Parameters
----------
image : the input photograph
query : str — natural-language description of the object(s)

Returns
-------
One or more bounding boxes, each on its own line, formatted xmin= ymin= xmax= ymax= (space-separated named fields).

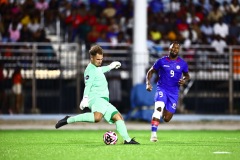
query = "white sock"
xmin=151 ymin=132 xmax=157 ymax=137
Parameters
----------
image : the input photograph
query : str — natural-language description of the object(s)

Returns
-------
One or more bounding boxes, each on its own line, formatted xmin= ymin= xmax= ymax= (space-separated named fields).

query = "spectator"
xmin=0 ymin=14 xmax=4 ymax=39
xmin=220 ymin=1 xmax=231 ymax=23
xmin=200 ymin=18 xmax=214 ymax=43
xmin=35 ymin=0 xmax=49 ymax=11
xmin=8 ymin=21 xmax=21 ymax=42
xmin=106 ymin=18 xmax=119 ymax=46
xmin=10 ymin=1 xmax=22 ymax=19
xmin=211 ymin=35 xmax=227 ymax=55
xmin=102 ymin=1 xmax=116 ymax=19
xmin=58 ymin=1 xmax=71 ymax=41
xmin=147 ymin=31 xmax=157 ymax=56
xmin=65 ymin=8 xmax=84 ymax=42
xmin=27 ymin=14 xmax=41 ymax=33
xmin=149 ymin=25 xmax=162 ymax=42
xmin=207 ymin=1 xmax=223 ymax=23
xmin=11 ymin=67 xmax=24 ymax=114
xmin=124 ymin=15 xmax=134 ymax=43
xmin=19 ymin=24 xmax=33 ymax=42
xmin=20 ymin=12 xmax=31 ymax=27
xmin=149 ymin=0 xmax=164 ymax=14
xmin=176 ymin=15 xmax=189 ymax=40
xmin=113 ymin=0 xmax=126 ymax=16
xmin=167 ymin=29 xmax=178 ymax=42
xmin=191 ymin=21 xmax=202 ymax=43
xmin=195 ymin=0 xmax=212 ymax=15
xmin=229 ymin=0 xmax=240 ymax=15
xmin=45 ymin=0 xmax=59 ymax=27
xmin=183 ymin=26 xmax=198 ymax=47
xmin=35 ymin=0 xmax=49 ymax=27
xmin=117 ymin=31 xmax=129 ymax=44
xmin=22 ymin=0 xmax=36 ymax=14
xmin=96 ymin=31 xmax=109 ymax=48
xmin=34 ymin=29 xmax=59 ymax=69
xmin=195 ymin=4 xmax=205 ymax=22
xmin=213 ymin=17 xmax=229 ymax=39
xmin=169 ymin=0 xmax=181 ymax=13
xmin=87 ymin=25 xmax=100 ymax=44
xmin=228 ymin=18 xmax=240 ymax=44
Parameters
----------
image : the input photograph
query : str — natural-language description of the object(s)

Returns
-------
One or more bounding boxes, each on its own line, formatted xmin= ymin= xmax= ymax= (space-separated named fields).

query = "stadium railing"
xmin=0 ymin=42 xmax=239 ymax=115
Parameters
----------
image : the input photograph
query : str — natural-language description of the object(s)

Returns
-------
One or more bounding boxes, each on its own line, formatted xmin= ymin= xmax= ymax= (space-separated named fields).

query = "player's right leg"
xmin=55 ymin=112 xmax=95 ymax=129
xmin=150 ymin=101 xmax=165 ymax=142
xmin=55 ymin=98 xmax=106 ymax=129
xmin=162 ymin=109 xmax=173 ymax=122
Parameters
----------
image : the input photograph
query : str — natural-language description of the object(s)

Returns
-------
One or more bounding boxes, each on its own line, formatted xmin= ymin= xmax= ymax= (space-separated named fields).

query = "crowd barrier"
xmin=0 ymin=42 xmax=239 ymax=115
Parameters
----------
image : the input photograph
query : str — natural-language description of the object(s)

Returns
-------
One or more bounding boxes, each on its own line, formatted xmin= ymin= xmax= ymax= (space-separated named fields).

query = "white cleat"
xmin=150 ymin=136 xmax=158 ymax=142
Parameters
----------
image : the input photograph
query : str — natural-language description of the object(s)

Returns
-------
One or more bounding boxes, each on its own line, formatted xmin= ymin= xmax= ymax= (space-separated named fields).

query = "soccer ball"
xmin=103 ymin=131 xmax=118 ymax=145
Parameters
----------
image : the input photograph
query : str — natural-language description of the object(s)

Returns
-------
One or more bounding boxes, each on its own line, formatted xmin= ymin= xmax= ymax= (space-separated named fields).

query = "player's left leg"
xmin=55 ymin=98 xmax=106 ymax=129
xmin=103 ymin=100 xmax=140 ymax=144
xmin=162 ymin=109 xmax=173 ymax=122
xmin=162 ymin=92 xmax=178 ymax=122
xmin=111 ymin=112 xmax=140 ymax=144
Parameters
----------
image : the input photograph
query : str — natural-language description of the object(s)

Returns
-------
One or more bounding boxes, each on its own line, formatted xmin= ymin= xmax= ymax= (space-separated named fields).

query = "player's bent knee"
xmin=163 ymin=117 xmax=170 ymax=122
xmin=94 ymin=112 xmax=103 ymax=123
xmin=94 ymin=118 xmax=102 ymax=123
xmin=152 ymin=101 xmax=165 ymax=118
xmin=155 ymin=101 xmax=165 ymax=109
xmin=163 ymin=114 xmax=173 ymax=122
xmin=112 ymin=113 xmax=123 ymax=122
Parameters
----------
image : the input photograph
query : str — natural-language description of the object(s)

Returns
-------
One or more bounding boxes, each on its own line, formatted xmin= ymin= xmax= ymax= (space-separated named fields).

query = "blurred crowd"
xmin=0 ymin=0 xmax=239 ymax=47
xmin=0 ymin=0 xmax=240 ymax=114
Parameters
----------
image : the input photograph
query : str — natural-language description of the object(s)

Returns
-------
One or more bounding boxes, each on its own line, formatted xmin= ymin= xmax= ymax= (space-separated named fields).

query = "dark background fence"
xmin=0 ymin=42 xmax=240 ymax=115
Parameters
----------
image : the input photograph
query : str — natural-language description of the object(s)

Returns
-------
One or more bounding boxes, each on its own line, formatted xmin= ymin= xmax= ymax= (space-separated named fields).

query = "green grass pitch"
xmin=0 ymin=130 xmax=239 ymax=160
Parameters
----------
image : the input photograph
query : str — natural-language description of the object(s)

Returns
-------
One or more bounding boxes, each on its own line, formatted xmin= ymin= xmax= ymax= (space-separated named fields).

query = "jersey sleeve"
xmin=100 ymin=66 xmax=111 ymax=73
xmin=83 ymin=69 xmax=96 ymax=96
xmin=153 ymin=59 xmax=161 ymax=71
xmin=182 ymin=61 xmax=189 ymax=73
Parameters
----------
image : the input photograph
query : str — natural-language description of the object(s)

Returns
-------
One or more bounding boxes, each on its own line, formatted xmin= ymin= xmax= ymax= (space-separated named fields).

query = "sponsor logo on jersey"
xmin=163 ymin=65 xmax=170 ymax=67
xmin=176 ymin=65 xmax=180 ymax=69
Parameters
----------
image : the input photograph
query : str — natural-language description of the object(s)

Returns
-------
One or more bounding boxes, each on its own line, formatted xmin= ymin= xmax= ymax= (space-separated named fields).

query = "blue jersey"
xmin=153 ymin=56 xmax=188 ymax=93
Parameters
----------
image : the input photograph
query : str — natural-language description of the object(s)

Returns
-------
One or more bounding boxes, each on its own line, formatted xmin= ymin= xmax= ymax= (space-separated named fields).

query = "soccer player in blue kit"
xmin=146 ymin=42 xmax=190 ymax=142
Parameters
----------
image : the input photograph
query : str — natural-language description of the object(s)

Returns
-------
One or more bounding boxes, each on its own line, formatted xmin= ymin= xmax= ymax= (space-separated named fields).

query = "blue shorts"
xmin=154 ymin=88 xmax=179 ymax=114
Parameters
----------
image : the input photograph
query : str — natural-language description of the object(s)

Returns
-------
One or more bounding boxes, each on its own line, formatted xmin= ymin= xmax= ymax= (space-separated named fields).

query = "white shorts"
xmin=12 ymin=84 xmax=22 ymax=94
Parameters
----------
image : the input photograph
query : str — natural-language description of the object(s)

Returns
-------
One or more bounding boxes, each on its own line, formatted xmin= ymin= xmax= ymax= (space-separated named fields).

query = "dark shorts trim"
xmin=111 ymin=111 xmax=118 ymax=119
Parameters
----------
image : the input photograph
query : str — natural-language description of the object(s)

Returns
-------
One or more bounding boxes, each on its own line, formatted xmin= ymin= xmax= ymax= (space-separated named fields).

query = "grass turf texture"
xmin=0 ymin=130 xmax=239 ymax=160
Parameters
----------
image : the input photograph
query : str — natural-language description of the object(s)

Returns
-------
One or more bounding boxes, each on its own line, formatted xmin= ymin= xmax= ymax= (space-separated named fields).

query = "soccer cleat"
xmin=124 ymin=138 xmax=140 ymax=144
xmin=55 ymin=116 xmax=70 ymax=129
xmin=150 ymin=136 xmax=158 ymax=142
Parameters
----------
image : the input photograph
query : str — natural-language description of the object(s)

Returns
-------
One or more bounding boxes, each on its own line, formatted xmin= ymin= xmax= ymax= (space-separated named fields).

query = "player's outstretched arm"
xmin=109 ymin=61 xmax=121 ymax=70
xmin=101 ymin=61 xmax=121 ymax=73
